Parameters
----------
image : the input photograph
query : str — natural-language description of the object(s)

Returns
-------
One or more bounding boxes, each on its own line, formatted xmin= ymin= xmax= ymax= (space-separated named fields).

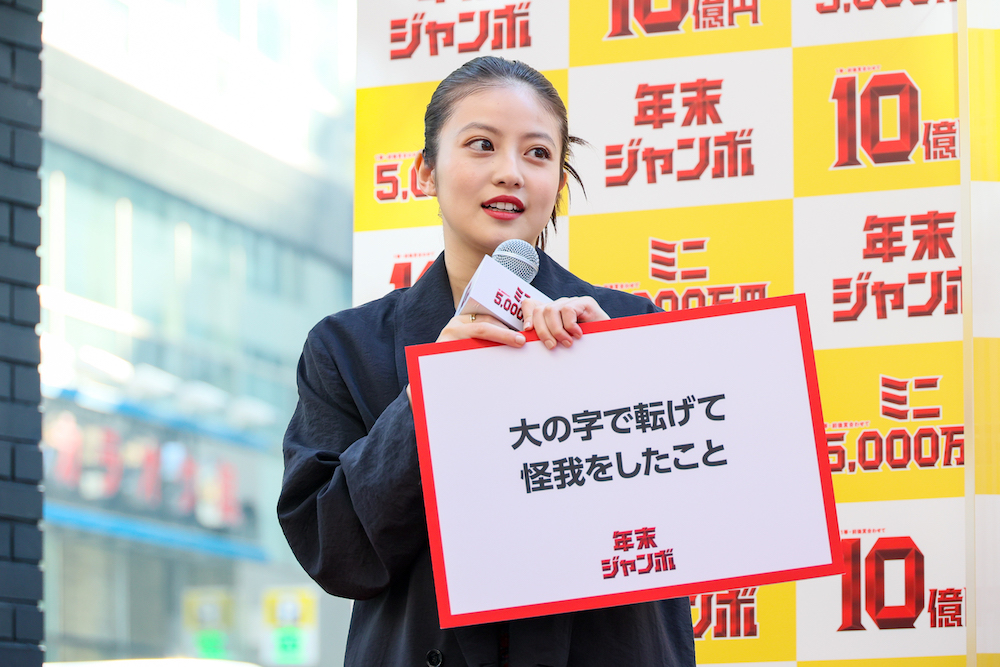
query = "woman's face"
xmin=420 ymin=84 xmax=565 ymax=260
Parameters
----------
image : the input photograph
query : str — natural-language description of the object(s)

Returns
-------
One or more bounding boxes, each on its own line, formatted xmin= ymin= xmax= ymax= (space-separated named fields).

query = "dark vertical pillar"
xmin=0 ymin=1 xmax=43 ymax=666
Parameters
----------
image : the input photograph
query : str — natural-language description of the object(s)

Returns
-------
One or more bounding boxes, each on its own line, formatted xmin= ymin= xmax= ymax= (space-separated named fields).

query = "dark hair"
xmin=422 ymin=56 xmax=585 ymax=248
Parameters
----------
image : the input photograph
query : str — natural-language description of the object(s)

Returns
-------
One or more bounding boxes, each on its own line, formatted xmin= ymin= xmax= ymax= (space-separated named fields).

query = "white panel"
xmin=792 ymin=0 xmax=958 ymax=48
xmin=969 ymin=0 xmax=1000 ymax=29
xmin=794 ymin=186 xmax=963 ymax=350
xmin=977 ymin=494 xmax=1000 ymax=653
xmin=568 ymin=48 xmax=793 ymax=215
xmin=352 ymin=226 xmax=445 ymax=307
xmin=357 ymin=0 xmax=568 ymax=88
xmin=797 ymin=497 xmax=967 ymax=660
xmin=544 ymin=216 xmax=570 ymax=271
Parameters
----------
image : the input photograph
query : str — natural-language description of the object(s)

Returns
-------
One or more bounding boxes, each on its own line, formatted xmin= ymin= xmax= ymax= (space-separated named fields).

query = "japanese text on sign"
xmin=513 ymin=395 xmax=729 ymax=494
xmin=607 ymin=0 xmax=760 ymax=39
xmin=600 ymin=527 xmax=676 ymax=579
xmin=389 ymin=252 xmax=436 ymax=290
xmin=374 ymin=152 xmax=428 ymax=204
xmin=832 ymin=210 xmax=961 ymax=322
xmin=826 ymin=373 xmax=963 ymax=475
xmin=634 ymin=237 xmax=770 ymax=311
xmin=390 ymin=3 xmax=532 ymax=60
xmin=606 ymin=79 xmax=756 ymax=187
xmin=691 ymin=588 xmax=759 ymax=639
xmin=520 ymin=439 xmax=728 ymax=494
xmin=816 ymin=0 xmax=955 ymax=14
xmin=879 ymin=374 xmax=941 ymax=421
xmin=929 ymin=588 xmax=964 ymax=628
xmin=838 ymin=536 xmax=963 ymax=631
xmin=649 ymin=237 xmax=709 ymax=282
xmin=830 ymin=71 xmax=959 ymax=169
xmin=509 ymin=394 xmax=726 ymax=448
xmin=494 ymin=285 xmax=534 ymax=323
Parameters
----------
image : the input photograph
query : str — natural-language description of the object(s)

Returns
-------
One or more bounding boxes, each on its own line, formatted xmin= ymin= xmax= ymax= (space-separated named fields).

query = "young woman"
xmin=278 ymin=56 xmax=696 ymax=667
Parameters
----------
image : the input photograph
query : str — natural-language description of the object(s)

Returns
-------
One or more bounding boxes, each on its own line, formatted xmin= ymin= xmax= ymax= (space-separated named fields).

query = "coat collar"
xmin=392 ymin=252 xmax=455 ymax=389
xmin=533 ymin=248 xmax=592 ymax=301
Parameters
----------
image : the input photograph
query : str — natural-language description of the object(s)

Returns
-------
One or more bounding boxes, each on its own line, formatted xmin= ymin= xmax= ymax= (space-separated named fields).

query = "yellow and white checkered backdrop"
xmin=353 ymin=1 xmax=1000 ymax=663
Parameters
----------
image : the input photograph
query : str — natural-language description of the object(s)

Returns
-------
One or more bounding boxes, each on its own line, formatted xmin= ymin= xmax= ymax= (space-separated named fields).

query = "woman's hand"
xmin=408 ymin=313 xmax=525 ymax=407
xmin=522 ymin=296 xmax=610 ymax=350
xmin=406 ymin=301 xmax=606 ymax=405
xmin=436 ymin=312 xmax=527 ymax=347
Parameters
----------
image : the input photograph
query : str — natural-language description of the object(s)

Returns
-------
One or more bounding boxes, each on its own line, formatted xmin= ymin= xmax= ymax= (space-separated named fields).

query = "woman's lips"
xmin=482 ymin=196 xmax=524 ymax=220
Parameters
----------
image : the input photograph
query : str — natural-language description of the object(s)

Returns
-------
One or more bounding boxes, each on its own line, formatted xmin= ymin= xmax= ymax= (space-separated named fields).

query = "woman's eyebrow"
xmin=523 ymin=131 xmax=556 ymax=144
xmin=458 ymin=122 xmax=502 ymax=135
xmin=457 ymin=122 xmax=556 ymax=145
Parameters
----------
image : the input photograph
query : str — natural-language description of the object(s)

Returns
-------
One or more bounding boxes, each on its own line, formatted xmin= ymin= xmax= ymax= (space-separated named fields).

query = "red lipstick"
xmin=482 ymin=196 xmax=525 ymax=220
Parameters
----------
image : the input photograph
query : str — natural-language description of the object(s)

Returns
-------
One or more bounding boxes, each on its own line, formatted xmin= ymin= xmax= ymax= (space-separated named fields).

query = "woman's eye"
xmin=530 ymin=147 xmax=551 ymax=159
xmin=470 ymin=139 xmax=493 ymax=151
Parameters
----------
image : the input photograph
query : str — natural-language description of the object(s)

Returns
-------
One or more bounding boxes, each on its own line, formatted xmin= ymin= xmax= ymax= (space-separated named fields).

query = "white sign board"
xmin=407 ymin=295 xmax=841 ymax=628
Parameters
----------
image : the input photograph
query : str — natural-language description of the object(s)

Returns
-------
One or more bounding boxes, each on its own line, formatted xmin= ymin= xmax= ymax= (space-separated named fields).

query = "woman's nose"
xmin=492 ymin=150 xmax=523 ymax=188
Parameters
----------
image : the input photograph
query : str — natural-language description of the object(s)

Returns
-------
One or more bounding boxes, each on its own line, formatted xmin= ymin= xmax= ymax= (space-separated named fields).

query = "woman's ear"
xmin=414 ymin=152 xmax=437 ymax=197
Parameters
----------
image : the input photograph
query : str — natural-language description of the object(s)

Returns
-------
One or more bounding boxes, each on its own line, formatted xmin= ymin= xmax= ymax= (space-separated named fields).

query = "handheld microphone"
xmin=455 ymin=239 xmax=552 ymax=331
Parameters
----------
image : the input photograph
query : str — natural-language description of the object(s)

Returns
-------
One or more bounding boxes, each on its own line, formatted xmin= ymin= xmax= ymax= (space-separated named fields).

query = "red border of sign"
xmin=405 ymin=293 xmax=842 ymax=629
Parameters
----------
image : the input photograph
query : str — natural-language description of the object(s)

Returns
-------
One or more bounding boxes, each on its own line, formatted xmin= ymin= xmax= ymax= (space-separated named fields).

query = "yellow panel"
xmin=975 ymin=337 xmax=1000 ymax=495
xmin=970 ymin=29 xmax=1000 ymax=182
xmin=569 ymin=0 xmax=791 ymax=67
xmin=690 ymin=583 xmax=796 ymax=664
xmin=354 ymin=71 xmax=570 ymax=233
xmin=793 ymin=35 xmax=960 ymax=198
xmin=569 ymin=199 xmax=793 ymax=306
xmin=816 ymin=343 xmax=965 ymax=503
xmin=798 ymin=658 xmax=966 ymax=667
xmin=355 ymin=81 xmax=439 ymax=233
xmin=979 ymin=655 xmax=1000 ymax=667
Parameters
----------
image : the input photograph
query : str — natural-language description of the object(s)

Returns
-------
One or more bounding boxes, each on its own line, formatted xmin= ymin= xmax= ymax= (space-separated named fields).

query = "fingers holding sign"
xmin=434 ymin=298 xmax=609 ymax=352
xmin=409 ymin=303 xmax=601 ymax=407
xmin=522 ymin=297 xmax=610 ymax=350
xmin=410 ymin=312 xmax=527 ymax=407
xmin=436 ymin=311 xmax=527 ymax=348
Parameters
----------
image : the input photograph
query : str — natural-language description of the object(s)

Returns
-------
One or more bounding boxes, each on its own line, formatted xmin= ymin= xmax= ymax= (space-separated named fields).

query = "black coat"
xmin=278 ymin=251 xmax=697 ymax=667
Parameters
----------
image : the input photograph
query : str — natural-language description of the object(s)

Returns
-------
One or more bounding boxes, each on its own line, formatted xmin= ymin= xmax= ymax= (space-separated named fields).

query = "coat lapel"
xmin=532 ymin=250 xmax=593 ymax=302
xmin=392 ymin=252 xmax=456 ymax=390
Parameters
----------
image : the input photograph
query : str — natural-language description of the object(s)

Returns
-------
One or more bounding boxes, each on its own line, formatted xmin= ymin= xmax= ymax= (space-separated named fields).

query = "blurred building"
xmin=37 ymin=0 xmax=356 ymax=663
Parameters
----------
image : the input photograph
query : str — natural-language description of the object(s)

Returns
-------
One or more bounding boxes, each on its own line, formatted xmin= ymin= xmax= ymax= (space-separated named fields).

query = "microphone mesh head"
xmin=492 ymin=239 xmax=540 ymax=283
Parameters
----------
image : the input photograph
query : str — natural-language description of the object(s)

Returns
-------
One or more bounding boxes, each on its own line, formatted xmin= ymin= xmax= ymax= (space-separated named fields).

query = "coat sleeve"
xmin=277 ymin=318 xmax=427 ymax=600
xmin=593 ymin=285 xmax=663 ymax=319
